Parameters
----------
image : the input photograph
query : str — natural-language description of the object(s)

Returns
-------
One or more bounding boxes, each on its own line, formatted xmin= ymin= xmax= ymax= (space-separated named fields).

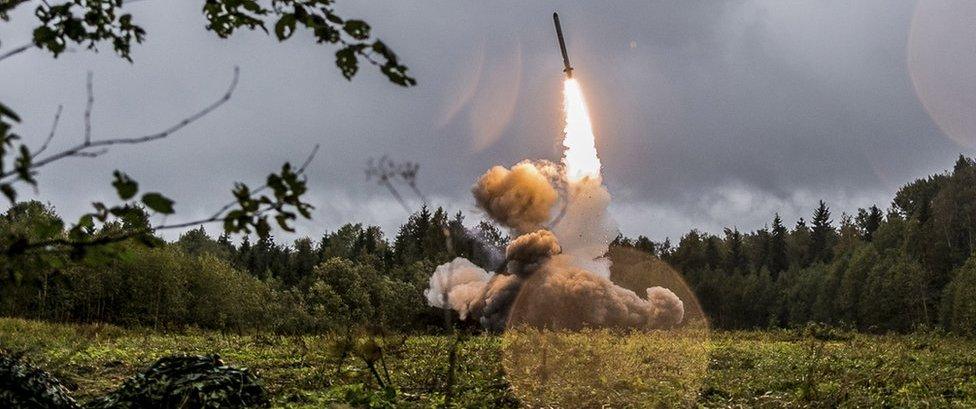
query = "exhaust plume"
xmin=426 ymin=78 xmax=684 ymax=331
xmin=561 ymin=78 xmax=601 ymax=182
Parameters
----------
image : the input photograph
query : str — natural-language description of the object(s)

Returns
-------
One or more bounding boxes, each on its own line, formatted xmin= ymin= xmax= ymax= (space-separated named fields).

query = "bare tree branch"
xmin=0 ymin=66 xmax=241 ymax=181
xmin=84 ymin=71 xmax=93 ymax=144
xmin=32 ymin=105 xmax=63 ymax=159
xmin=195 ymin=143 xmax=320 ymax=225
xmin=367 ymin=155 xmax=418 ymax=214
xmin=378 ymin=177 xmax=412 ymax=214
xmin=73 ymin=149 xmax=107 ymax=158
xmin=18 ymin=144 xmax=320 ymax=253
xmin=149 ymin=143 xmax=319 ymax=229
xmin=405 ymin=177 xmax=428 ymax=206
xmin=0 ymin=42 xmax=30 ymax=63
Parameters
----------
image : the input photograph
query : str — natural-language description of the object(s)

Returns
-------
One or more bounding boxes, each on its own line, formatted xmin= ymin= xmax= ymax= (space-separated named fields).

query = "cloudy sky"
xmin=2 ymin=0 xmax=974 ymax=242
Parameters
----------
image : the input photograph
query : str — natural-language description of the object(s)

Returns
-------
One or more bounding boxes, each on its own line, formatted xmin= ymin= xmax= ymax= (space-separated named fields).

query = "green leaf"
xmin=0 ymin=183 xmax=15 ymax=203
xmin=142 ymin=192 xmax=174 ymax=214
xmin=274 ymin=14 xmax=296 ymax=40
xmin=335 ymin=46 xmax=358 ymax=80
xmin=0 ymin=102 xmax=20 ymax=122
xmin=275 ymin=214 xmax=294 ymax=232
xmin=112 ymin=170 xmax=139 ymax=200
xmin=324 ymin=11 xmax=343 ymax=25
xmin=77 ymin=214 xmax=95 ymax=230
xmin=342 ymin=20 xmax=370 ymax=40
xmin=256 ymin=217 xmax=270 ymax=239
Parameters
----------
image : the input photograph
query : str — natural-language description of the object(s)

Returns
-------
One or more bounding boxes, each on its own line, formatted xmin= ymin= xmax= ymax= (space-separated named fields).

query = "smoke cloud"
xmin=424 ymin=257 xmax=491 ymax=319
xmin=472 ymin=161 xmax=559 ymax=235
xmin=425 ymin=160 xmax=685 ymax=331
xmin=509 ymin=262 xmax=685 ymax=330
xmin=505 ymin=229 xmax=560 ymax=276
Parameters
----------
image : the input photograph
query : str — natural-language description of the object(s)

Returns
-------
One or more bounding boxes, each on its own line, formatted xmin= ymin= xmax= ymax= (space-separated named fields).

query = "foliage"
xmin=0 ymin=0 xmax=414 ymax=285
xmin=608 ymin=155 xmax=976 ymax=333
xmin=5 ymin=0 xmax=414 ymax=85
xmin=6 ymin=153 xmax=976 ymax=335
xmin=86 ymin=354 xmax=269 ymax=409
xmin=0 ymin=201 xmax=504 ymax=333
xmin=941 ymin=252 xmax=976 ymax=336
xmin=0 ymin=350 xmax=78 ymax=409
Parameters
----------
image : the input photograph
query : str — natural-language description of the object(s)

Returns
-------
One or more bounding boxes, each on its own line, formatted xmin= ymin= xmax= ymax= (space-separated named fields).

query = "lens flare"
xmin=561 ymin=78 xmax=602 ymax=182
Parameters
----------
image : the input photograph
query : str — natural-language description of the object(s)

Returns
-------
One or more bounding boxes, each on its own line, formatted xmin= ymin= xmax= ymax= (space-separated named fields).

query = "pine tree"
xmin=704 ymin=235 xmax=723 ymax=270
xmin=791 ymin=218 xmax=812 ymax=268
xmin=751 ymin=227 xmax=772 ymax=273
xmin=856 ymin=205 xmax=884 ymax=241
xmin=769 ymin=213 xmax=789 ymax=278
xmin=472 ymin=220 xmax=506 ymax=269
xmin=724 ymin=228 xmax=747 ymax=274
xmin=288 ymin=237 xmax=318 ymax=286
xmin=236 ymin=236 xmax=252 ymax=273
xmin=216 ymin=233 xmax=236 ymax=257
xmin=672 ymin=230 xmax=707 ymax=274
xmin=809 ymin=200 xmax=835 ymax=264
xmin=658 ymin=238 xmax=673 ymax=259
xmin=634 ymin=235 xmax=656 ymax=255
xmin=447 ymin=211 xmax=469 ymax=257
xmin=316 ymin=233 xmax=331 ymax=262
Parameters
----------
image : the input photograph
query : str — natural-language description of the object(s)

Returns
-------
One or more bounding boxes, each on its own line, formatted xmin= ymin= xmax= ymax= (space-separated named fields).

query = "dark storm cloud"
xmin=0 ymin=0 xmax=969 ymax=241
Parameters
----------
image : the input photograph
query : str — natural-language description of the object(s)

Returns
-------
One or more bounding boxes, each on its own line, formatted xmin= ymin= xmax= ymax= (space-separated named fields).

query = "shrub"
xmin=941 ymin=253 xmax=976 ymax=336
xmin=86 ymin=354 xmax=269 ymax=409
xmin=0 ymin=350 xmax=78 ymax=409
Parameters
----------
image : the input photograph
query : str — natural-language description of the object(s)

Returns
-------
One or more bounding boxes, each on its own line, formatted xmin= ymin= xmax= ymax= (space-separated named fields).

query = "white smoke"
xmin=424 ymin=257 xmax=491 ymax=319
xmin=550 ymin=177 xmax=617 ymax=278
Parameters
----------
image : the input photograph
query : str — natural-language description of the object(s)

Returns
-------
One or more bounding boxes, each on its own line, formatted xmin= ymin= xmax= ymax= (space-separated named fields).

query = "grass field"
xmin=1 ymin=318 xmax=975 ymax=407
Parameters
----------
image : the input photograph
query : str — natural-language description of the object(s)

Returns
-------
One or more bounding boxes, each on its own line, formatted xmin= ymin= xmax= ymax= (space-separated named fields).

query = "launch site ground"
xmin=4 ymin=317 xmax=974 ymax=408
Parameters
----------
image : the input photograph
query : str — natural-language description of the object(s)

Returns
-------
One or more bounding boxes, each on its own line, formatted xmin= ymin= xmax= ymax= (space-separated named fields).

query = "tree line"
xmin=613 ymin=155 xmax=976 ymax=334
xmin=2 ymin=155 xmax=975 ymax=335
xmin=0 ymin=203 xmax=505 ymax=333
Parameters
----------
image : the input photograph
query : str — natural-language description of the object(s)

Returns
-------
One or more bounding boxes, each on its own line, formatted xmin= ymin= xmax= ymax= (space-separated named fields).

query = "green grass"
xmin=1 ymin=318 xmax=975 ymax=407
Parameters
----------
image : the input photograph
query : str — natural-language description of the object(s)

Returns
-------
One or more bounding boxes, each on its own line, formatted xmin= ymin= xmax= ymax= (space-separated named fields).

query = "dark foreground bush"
xmin=0 ymin=350 xmax=79 ymax=409
xmin=1 ymin=350 xmax=268 ymax=409
xmin=86 ymin=354 xmax=269 ymax=409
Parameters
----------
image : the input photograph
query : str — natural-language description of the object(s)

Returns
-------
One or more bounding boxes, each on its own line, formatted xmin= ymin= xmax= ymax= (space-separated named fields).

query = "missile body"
xmin=553 ymin=12 xmax=574 ymax=78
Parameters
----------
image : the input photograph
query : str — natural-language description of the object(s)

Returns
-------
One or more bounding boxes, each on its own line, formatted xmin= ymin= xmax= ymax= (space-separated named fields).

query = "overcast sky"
xmin=2 ymin=0 xmax=974 ymax=243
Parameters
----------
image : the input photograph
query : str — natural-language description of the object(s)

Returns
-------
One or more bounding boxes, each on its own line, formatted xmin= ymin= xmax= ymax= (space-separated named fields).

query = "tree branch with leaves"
xmin=0 ymin=0 xmax=414 ymax=262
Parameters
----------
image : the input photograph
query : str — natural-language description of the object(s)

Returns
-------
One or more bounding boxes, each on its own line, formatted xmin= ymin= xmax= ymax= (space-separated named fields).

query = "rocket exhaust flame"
xmin=553 ymin=13 xmax=600 ymax=181
xmin=561 ymin=78 xmax=601 ymax=182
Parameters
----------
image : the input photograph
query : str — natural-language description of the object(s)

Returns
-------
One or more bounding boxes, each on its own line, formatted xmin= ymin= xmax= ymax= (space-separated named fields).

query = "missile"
xmin=552 ymin=12 xmax=573 ymax=78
